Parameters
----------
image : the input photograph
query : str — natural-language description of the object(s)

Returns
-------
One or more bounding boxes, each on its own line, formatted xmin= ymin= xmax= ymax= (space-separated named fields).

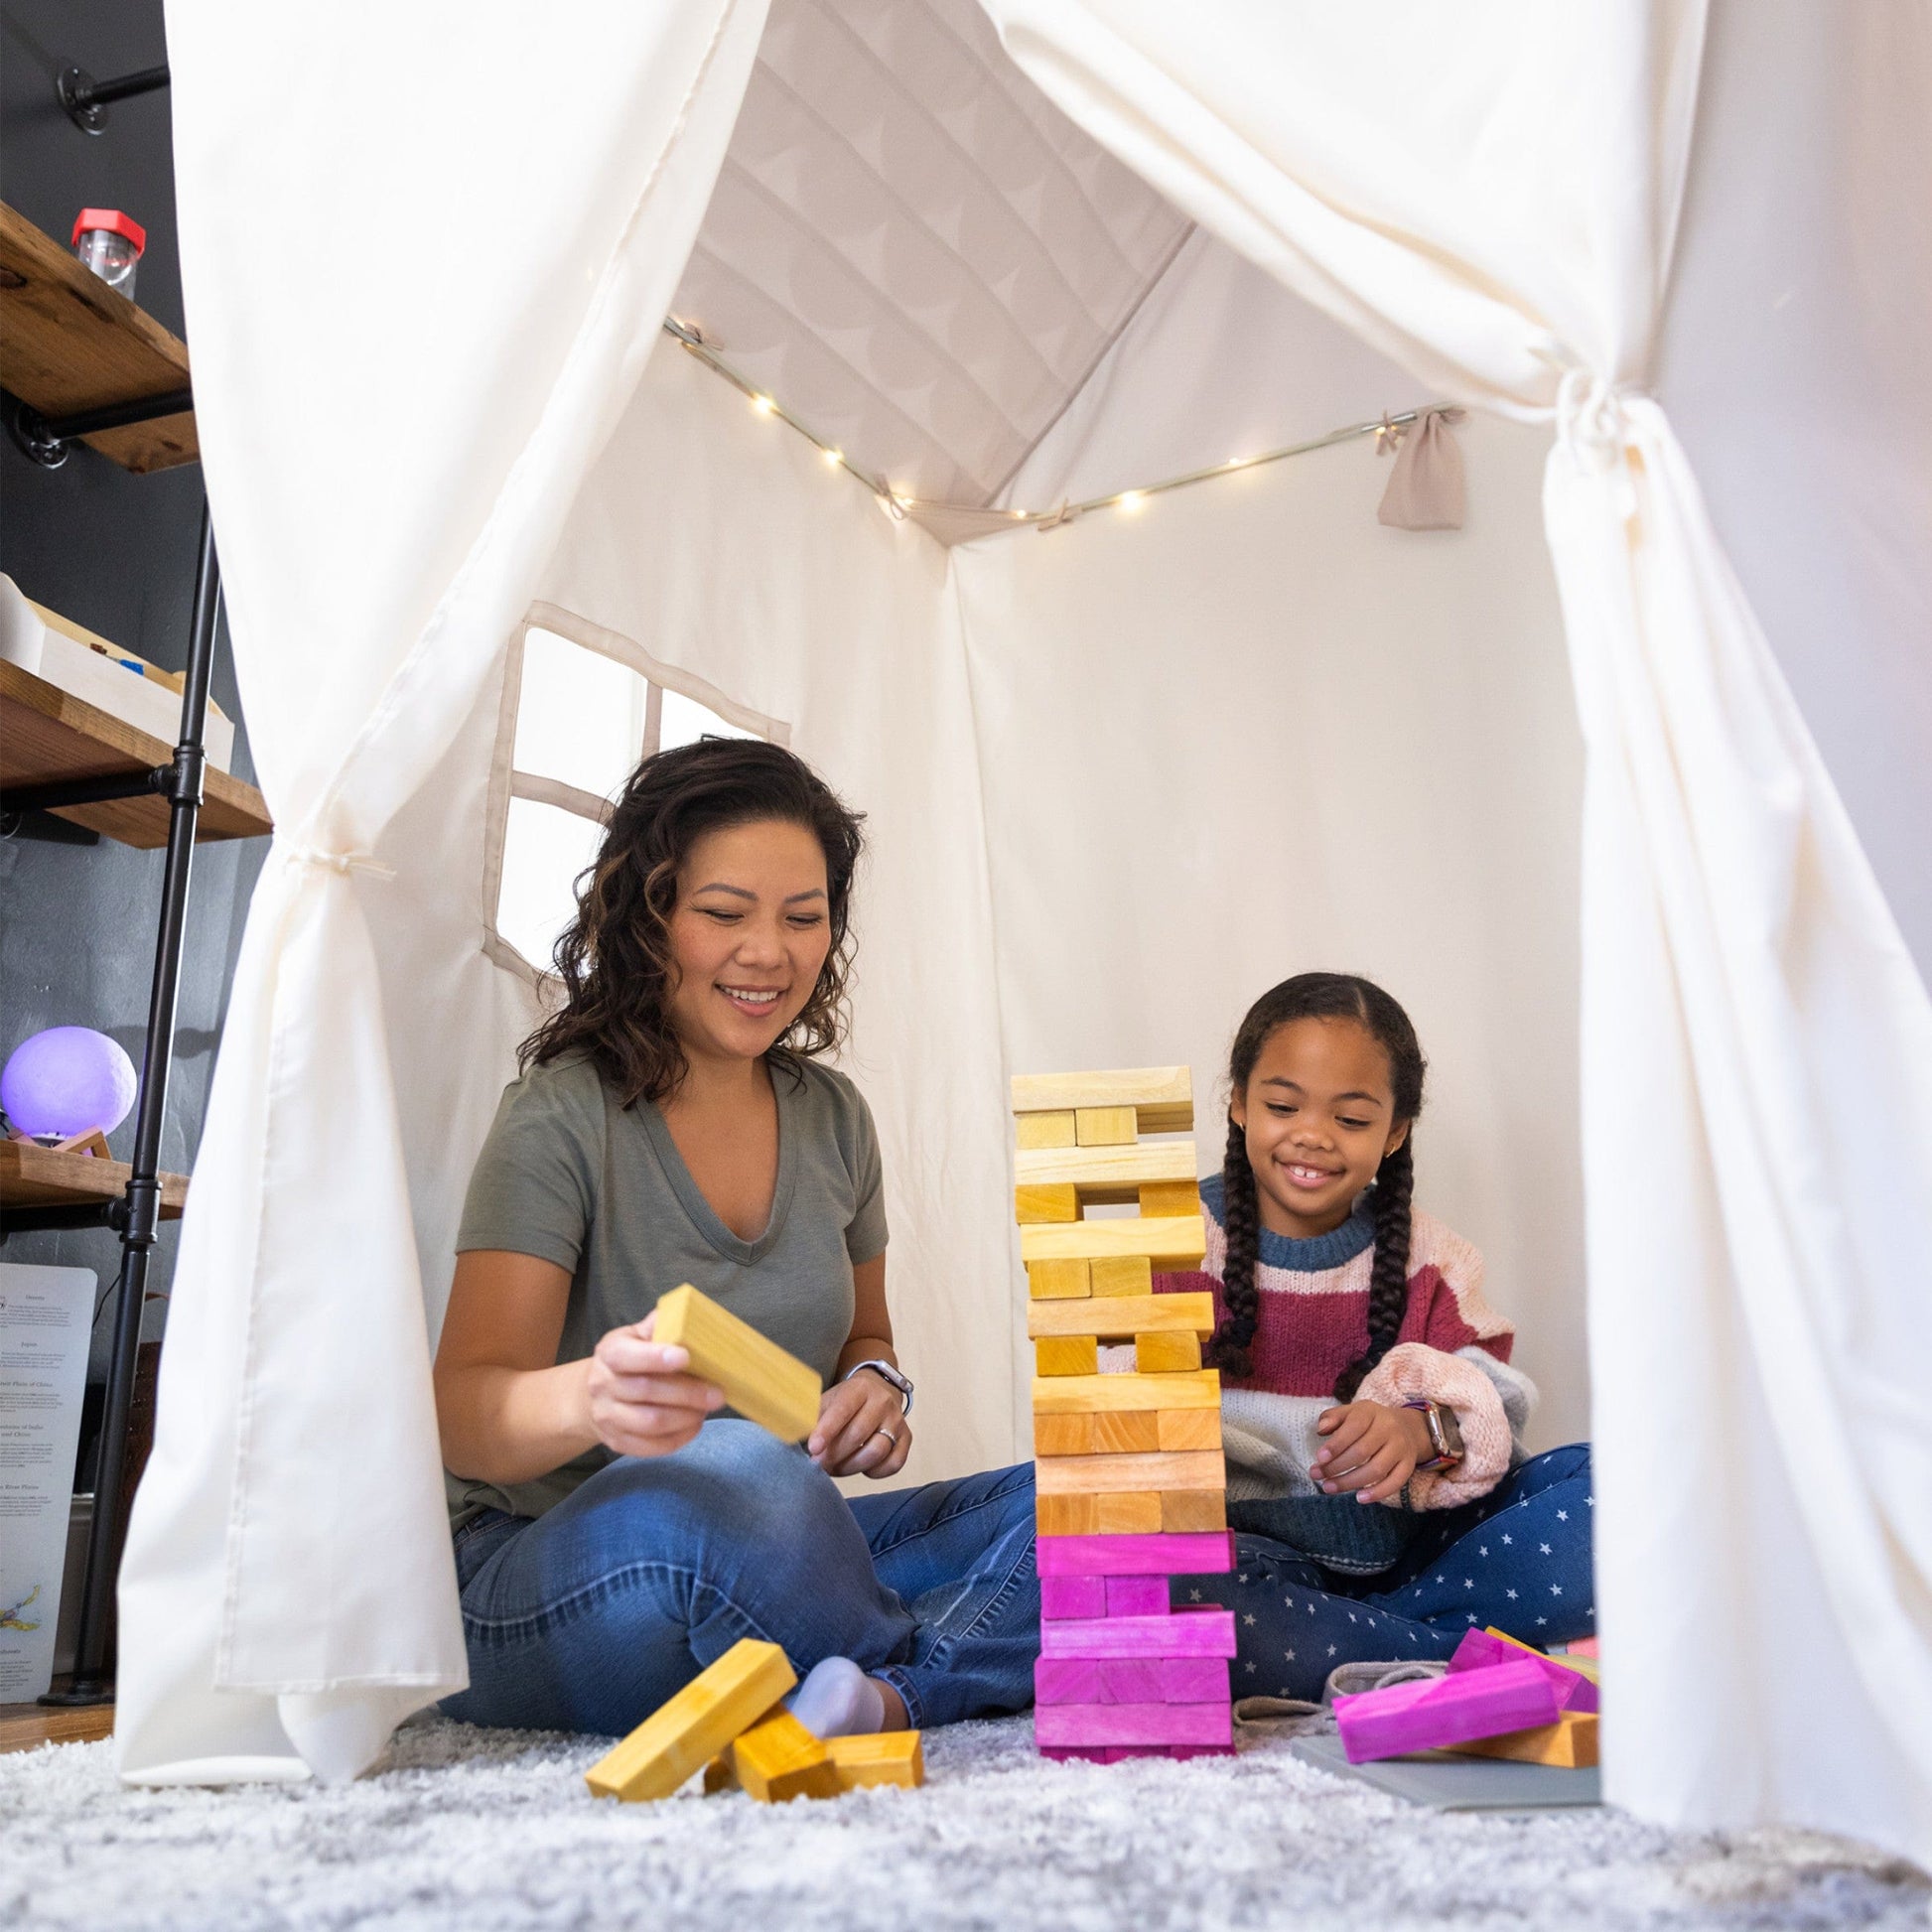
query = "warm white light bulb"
xmin=1116 ymin=490 xmax=1146 ymax=512
xmin=823 ymin=448 xmax=843 ymax=467
xmin=752 ymin=394 xmax=775 ymax=415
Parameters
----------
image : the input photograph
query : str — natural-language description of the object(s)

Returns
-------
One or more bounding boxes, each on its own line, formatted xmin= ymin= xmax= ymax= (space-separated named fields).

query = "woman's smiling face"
xmin=1232 ymin=1016 xmax=1409 ymax=1239
xmin=664 ymin=818 xmax=832 ymax=1067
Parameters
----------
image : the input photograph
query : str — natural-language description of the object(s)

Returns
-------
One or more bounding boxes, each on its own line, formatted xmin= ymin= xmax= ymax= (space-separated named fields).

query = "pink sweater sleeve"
xmin=1356 ymin=1343 xmax=1512 ymax=1508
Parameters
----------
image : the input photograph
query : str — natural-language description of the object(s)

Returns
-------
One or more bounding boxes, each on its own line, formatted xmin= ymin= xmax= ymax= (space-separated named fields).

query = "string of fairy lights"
xmin=662 ymin=317 xmax=1435 ymax=534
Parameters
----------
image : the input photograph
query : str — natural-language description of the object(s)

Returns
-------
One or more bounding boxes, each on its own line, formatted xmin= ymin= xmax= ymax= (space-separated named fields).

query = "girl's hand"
xmin=1311 ymin=1400 xmax=1434 ymax=1505
xmin=809 ymin=1371 xmax=911 ymax=1480
xmin=585 ymin=1311 xmax=724 ymax=1459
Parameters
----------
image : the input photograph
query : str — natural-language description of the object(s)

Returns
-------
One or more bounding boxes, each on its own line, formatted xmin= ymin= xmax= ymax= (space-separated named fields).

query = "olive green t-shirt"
xmin=448 ymin=1053 xmax=888 ymax=1525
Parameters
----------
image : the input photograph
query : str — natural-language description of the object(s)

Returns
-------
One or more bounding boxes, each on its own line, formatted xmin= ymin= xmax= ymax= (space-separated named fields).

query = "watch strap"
xmin=845 ymin=1358 xmax=913 ymax=1417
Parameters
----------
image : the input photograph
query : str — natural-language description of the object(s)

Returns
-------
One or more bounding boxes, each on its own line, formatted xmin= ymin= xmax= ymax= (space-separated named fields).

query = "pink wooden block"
xmin=1565 ymin=1636 xmax=1599 ymax=1659
xmin=1040 ymin=1575 xmax=1107 ymax=1620
xmin=1035 ymin=1701 xmax=1235 ymax=1749
xmin=1104 ymin=1577 xmax=1171 ymax=1617
xmin=1036 ymin=1656 xmax=1232 ymax=1706
xmin=1039 ymin=1608 xmax=1237 ymax=1660
xmin=1448 ymin=1629 xmax=1598 ymax=1713
xmin=1334 ymin=1659 xmax=1563 ymax=1762
xmin=1035 ymin=1658 xmax=1104 ymax=1705
xmin=1035 ymin=1532 xmax=1235 ymax=1579
xmin=1040 ymin=1742 xmax=1236 ymax=1764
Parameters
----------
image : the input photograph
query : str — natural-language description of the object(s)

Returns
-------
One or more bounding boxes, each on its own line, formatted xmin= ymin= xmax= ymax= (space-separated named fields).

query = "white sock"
xmin=788 ymin=1657 xmax=887 ymax=1739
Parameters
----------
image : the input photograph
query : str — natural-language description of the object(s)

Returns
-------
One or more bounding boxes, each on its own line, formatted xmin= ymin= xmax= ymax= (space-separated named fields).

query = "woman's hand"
xmin=585 ymin=1311 xmax=724 ymax=1459
xmin=1311 ymin=1400 xmax=1434 ymax=1505
xmin=809 ymin=1369 xmax=911 ymax=1479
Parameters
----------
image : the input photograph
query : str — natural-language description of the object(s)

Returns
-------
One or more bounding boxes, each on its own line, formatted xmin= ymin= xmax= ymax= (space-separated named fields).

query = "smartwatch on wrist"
xmin=1403 ymin=1398 xmax=1463 ymax=1470
xmin=845 ymin=1358 xmax=913 ymax=1417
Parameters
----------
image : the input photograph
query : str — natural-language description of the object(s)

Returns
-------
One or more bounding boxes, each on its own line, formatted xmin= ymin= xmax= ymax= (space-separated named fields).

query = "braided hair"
xmin=1203 ymin=974 xmax=1426 ymax=1398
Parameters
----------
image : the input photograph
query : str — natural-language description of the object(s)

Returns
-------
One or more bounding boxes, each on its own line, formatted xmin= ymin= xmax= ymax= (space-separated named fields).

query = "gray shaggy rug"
xmin=1 ymin=1713 xmax=1924 ymax=1932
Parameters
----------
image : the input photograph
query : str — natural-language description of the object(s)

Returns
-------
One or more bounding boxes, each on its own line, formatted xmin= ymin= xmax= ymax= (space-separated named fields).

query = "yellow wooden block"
xmin=1028 ymin=1293 xmax=1214 ymax=1342
xmin=1161 ymin=1490 xmax=1228 ymax=1533
xmin=1136 ymin=1330 xmax=1202 ymax=1373
xmin=1095 ymin=1490 xmax=1164 ymax=1534
xmin=703 ymin=1752 xmax=736 ymax=1794
xmin=1139 ymin=1180 xmax=1201 ymax=1219
xmin=732 ymin=1709 xmax=839 ymax=1803
xmin=1091 ymin=1409 xmax=1162 ymax=1454
xmin=1028 ymin=1258 xmax=1091 ymax=1301
xmin=1032 ymin=1370 xmax=1221 ymax=1415
xmin=1011 ymin=1066 xmax=1193 ymax=1134
xmin=1020 ymin=1216 xmax=1207 ymax=1268
xmin=1157 ymin=1407 xmax=1223 ymax=1451
xmin=1449 ymin=1712 xmax=1598 ymax=1769
xmin=1016 ymin=1183 xmax=1080 ymax=1224
xmin=1090 ymin=1254 xmax=1153 ymax=1299
xmin=1035 ymin=1411 xmax=1096 ymax=1457
xmin=1014 ymin=1140 xmax=1198 ymax=1205
xmin=1035 ymin=1335 xmax=1099 ymax=1376
xmin=586 ymin=1637 xmax=795 ymax=1802
xmin=827 ymin=1730 xmax=925 ymax=1790
xmin=1035 ymin=1449 xmax=1225 ymax=1495
xmin=1015 ymin=1111 xmax=1077 ymax=1150
xmin=1484 ymin=1627 xmax=1600 ymax=1684
xmin=1074 ymin=1105 xmax=1138 ymax=1147
xmin=652 ymin=1285 xmax=821 ymax=1444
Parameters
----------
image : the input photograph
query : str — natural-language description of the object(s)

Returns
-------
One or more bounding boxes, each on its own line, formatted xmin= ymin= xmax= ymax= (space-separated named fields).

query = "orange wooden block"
xmin=827 ymin=1730 xmax=925 ymax=1789
xmin=1157 ymin=1408 xmax=1223 ymax=1451
xmin=703 ymin=1752 xmax=736 ymax=1793
xmin=1017 ymin=1183 xmax=1080 ymax=1224
xmin=1035 ymin=1412 xmax=1096 ymax=1456
xmin=731 ymin=1710 xmax=839 ymax=1803
xmin=1449 ymin=1712 xmax=1598 ymax=1768
xmin=1037 ymin=1492 xmax=1099 ymax=1536
xmin=1090 ymin=1254 xmax=1153 ymax=1299
xmin=1028 ymin=1258 xmax=1091 ymax=1301
xmin=1139 ymin=1180 xmax=1201 ymax=1218
xmin=1035 ymin=1335 xmax=1098 ymax=1377
xmin=1136 ymin=1330 xmax=1202 ymax=1373
xmin=1092 ymin=1410 xmax=1161 ymax=1454
xmin=1161 ymin=1490 xmax=1228 ymax=1533
xmin=1038 ymin=1491 xmax=1164 ymax=1536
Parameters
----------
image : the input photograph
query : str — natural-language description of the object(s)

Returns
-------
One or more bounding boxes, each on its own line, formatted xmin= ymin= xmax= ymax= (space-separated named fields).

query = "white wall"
xmin=956 ymin=410 xmax=1590 ymax=1449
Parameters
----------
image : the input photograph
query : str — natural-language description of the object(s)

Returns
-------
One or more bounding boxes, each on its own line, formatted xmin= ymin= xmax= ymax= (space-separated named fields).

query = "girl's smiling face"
xmin=1231 ymin=1016 xmax=1411 ymax=1239
xmin=664 ymin=818 xmax=832 ymax=1067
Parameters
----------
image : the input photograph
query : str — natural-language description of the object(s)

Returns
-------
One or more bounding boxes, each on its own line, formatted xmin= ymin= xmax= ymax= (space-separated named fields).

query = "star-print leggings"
xmin=1184 ymin=1444 xmax=1594 ymax=1703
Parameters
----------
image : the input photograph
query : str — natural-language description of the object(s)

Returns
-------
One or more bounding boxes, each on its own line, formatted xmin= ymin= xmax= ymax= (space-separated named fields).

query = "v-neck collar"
xmin=636 ymin=1064 xmax=798 ymax=1266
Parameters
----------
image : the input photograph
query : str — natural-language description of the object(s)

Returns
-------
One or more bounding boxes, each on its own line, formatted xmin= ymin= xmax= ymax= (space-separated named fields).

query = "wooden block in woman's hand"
xmin=652 ymin=1284 xmax=821 ymax=1442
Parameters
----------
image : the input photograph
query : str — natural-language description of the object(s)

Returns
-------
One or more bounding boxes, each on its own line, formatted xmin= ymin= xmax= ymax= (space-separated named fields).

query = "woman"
xmin=435 ymin=738 xmax=1035 ymax=1739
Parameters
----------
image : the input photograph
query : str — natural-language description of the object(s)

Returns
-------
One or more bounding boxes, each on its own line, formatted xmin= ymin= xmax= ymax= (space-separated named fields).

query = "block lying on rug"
xmin=1448 ymin=1628 xmax=1599 ymax=1713
xmin=705 ymin=1728 xmax=927 ymax=1795
xmin=586 ymin=1638 xmax=794 ymax=1801
xmin=1333 ymin=1659 xmax=1563 ymax=1762
xmin=731 ymin=1711 xmax=839 ymax=1803
xmin=1447 ymin=1711 xmax=1599 ymax=1768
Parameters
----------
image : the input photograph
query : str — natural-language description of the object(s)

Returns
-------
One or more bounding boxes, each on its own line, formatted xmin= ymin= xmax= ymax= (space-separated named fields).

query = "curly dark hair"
xmin=1204 ymin=973 xmax=1427 ymax=1400
xmin=519 ymin=738 xmax=865 ymax=1106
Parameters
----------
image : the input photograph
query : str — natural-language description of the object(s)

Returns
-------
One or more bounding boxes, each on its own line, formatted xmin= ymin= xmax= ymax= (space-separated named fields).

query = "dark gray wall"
xmin=2 ymin=0 xmax=264 ymax=1391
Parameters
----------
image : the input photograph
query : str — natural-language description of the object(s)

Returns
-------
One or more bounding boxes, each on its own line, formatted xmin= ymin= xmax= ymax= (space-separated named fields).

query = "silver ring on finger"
xmin=873 ymin=1427 xmax=897 ymax=1447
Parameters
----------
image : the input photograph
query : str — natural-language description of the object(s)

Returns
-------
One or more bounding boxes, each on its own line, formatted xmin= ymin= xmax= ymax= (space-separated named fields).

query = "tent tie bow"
xmin=283 ymin=844 xmax=396 ymax=882
xmin=1556 ymin=366 xmax=1641 ymax=468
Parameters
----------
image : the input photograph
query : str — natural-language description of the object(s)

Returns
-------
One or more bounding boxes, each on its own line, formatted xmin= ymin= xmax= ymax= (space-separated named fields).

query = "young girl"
xmin=434 ymin=739 xmax=1036 ymax=1739
xmin=1162 ymin=973 xmax=1593 ymax=1700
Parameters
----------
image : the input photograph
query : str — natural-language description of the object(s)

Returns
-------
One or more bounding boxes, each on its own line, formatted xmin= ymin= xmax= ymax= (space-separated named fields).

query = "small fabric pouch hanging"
xmin=1377 ymin=406 xmax=1467 ymax=530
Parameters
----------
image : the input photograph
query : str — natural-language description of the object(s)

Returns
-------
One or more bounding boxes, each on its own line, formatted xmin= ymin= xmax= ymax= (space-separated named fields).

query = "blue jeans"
xmin=440 ymin=1421 xmax=1039 ymax=1734
xmin=1184 ymin=1444 xmax=1596 ymax=1702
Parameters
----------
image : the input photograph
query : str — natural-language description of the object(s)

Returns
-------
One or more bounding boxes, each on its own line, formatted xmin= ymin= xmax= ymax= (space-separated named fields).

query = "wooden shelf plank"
xmin=0 ymin=1698 xmax=115 ymax=1755
xmin=0 ymin=1141 xmax=187 ymax=1219
xmin=0 ymin=662 xmax=271 ymax=846
xmin=0 ymin=202 xmax=197 ymax=474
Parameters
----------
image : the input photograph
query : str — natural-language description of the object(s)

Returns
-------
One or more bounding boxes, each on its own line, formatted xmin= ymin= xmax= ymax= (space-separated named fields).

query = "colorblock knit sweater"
xmin=1154 ymin=1173 xmax=1537 ymax=1509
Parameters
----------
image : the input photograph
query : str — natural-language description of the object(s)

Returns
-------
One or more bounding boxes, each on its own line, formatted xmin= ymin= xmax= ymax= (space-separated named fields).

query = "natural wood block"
xmin=652 ymin=1285 xmax=821 ymax=1444
xmin=586 ymin=1638 xmax=794 ymax=1801
xmin=1091 ymin=1410 xmax=1161 ymax=1455
xmin=1035 ymin=1449 xmax=1223 ymax=1496
xmin=1136 ymin=1330 xmax=1202 ymax=1374
xmin=1014 ymin=1139 xmax=1198 ymax=1206
xmin=1035 ymin=1701 xmax=1234 ymax=1749
xmin=1038 ymin=1609 xmax=1239 ymax=1660
xmin=1015 ymin=1110 xmax=1077 ymax=1150
xmin=1021 ymin=1216 xmax=1207 ymax=1268
xmin=1089 ymin=1254 xmax=1154 ymax=1299
xmin=1139 ymin=1180 xmax=1201 ymax=1218
xmin=1034 ymin=1412 xmax=1096 ymax=1457
xmin=1011 ymin=1066 xmax=1194 ymax=1134
xmin=1161 ymin=1490 xmax=1228 ymax=1533
xmin=1094 ymin=1491 xmax=1164 ymax=1534
xmin=827 ymin=1730 xmax=925 ymax=1789
xmin=1035 ymin=1531 xmax=1235 ymax=1578
xmin=1016 ymin=1182 xmax=1080 ymax=1224
xmin=702 ymin=1751 xmax=736 ymax=1794
xmin=1028 ymin=1258 xmax=1091 ymax=1301
xmin=731 ymin=1709 xmax=839 ymax=1803
xmin=1037 ymin=1492 xmax=1100 ymax=1536
xmin=1157 ymin=1408 xmax=1223 ymax=1451
xmin=1040 ymin=1575 xmax=1107 ymax=1620
xmin=1032 ymin=1370 xmax=1221 ymax=1415
xmin=1104 ymin=1577 xmax=1170 ymax=1617
xmin=1448 ymin=1711 xmax=1598 ymax=1769
xmin=1074 ymin=1105 xmax=1138 ymax=1146
xmin=1028 ymin=1293 xmax=1214 ymax=1342
xmin=1035 ymin=1335 xmax=1098 ymax=1377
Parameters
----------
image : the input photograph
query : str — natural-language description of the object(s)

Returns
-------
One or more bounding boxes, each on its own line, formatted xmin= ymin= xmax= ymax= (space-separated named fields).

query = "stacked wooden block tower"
xmin=1012 ymin=1065 xmax=1239 ymax=1761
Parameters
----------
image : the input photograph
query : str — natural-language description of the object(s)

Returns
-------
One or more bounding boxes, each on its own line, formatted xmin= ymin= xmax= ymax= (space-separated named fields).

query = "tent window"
xmin=484 ymin=612 xmax=788 ymax=985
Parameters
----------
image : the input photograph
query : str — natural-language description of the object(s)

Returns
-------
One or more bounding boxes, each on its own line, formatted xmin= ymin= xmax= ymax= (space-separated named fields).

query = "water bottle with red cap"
xmin=71 ymin=207 xmax=146 ymax=299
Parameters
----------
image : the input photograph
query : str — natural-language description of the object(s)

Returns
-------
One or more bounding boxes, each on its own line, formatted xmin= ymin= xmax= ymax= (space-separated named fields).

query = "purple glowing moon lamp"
xmin=1 ymin=1028 xmax=139 ymax=1140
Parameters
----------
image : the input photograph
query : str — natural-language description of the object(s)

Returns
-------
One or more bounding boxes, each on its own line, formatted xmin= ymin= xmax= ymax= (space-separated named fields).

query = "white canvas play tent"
xmin=118 ymin=0 xmax=1931 ymax=1867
